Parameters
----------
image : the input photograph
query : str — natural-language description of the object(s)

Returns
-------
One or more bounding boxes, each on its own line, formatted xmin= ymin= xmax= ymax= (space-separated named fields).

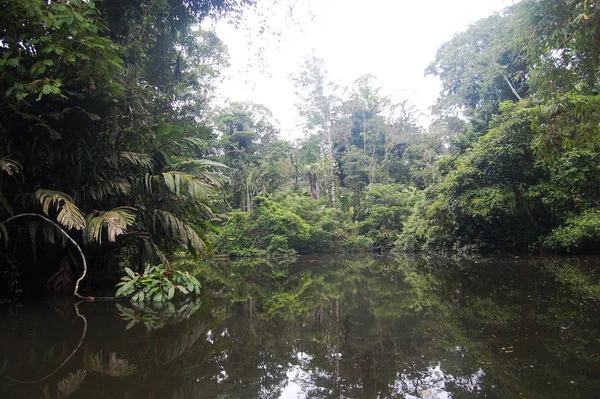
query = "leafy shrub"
xmin=542 ymin=208 xmax=600 ymax=252
xmin=254 ymin=196 xmax=310 ymax=250
xmin=116 ymin=264 xmax=201 ymax=302
xmin=342 ymin=234 xmax=374 ymax=251
xmin=214 ymin=212 xmax=264 ymax=256
xmin=267 ymin=234 xmax=292 ymax=253
xmin=357 ymin=184 xmax=424 ymax=249
xmin=212 ymin=192 xmax=377 ymax=255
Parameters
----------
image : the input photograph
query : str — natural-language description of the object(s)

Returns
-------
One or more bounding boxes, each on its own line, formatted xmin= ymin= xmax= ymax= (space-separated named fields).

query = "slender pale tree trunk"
xmin=363 ymin=108 xmax=367 ymax=155
xmin=326 ymin=123 xmax=335 ymax=203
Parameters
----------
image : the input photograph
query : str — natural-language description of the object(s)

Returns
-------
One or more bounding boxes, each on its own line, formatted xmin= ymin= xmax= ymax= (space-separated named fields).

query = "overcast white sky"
xmin=210 ymin=0 xmax=516 ymax=140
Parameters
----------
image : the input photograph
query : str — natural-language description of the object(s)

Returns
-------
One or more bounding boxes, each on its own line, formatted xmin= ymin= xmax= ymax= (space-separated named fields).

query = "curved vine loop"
xmin=0 ymin=300 xmax=88 ymax=384
xmin=3 ymin=213 xmax=88 ymax=299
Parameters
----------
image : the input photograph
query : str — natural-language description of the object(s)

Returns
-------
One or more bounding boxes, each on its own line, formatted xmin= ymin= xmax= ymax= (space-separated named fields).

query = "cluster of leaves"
xmin=356 ymin=184 xmax=423 ymax=249
xmin=213 ymin=193 xmax=372 ymax=255
xmin=116 ymin=264 xmax=201 ymax=303
xmin=542 ymin=209 xmax=600 ymax=252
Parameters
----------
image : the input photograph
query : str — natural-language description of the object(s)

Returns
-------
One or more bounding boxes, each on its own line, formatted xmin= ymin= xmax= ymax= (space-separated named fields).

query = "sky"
xmin=209 ymin=0 xmax=516 ymax=140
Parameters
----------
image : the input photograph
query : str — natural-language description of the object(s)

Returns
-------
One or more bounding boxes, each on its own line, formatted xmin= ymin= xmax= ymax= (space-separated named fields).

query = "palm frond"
xmin=173 ymin=159 xmax=230 ymax=188
xmin=188 ymin=199 xmax=215 ymax=220
xmin=0 ymin=157 xmax=22 ymax=177
xmin=161 ymin=171 xmax=217 ymax=200
xmin=200 ymin=170 xmax=230 ymax=187
xmin=172 ymin=159 xmax=230 ymax=186
xmin=120 ymin=151 xmax=152 ymax=169
xmin=12 ymin=109 xmax=61 ymax=138
xmin=154 ymin=121 xmax=210 ymax=151
xmin=143 ymin=237 xmax=169 ymax=265
xmin=135 ymin=173 xmax=154 ymax=194
xmin=174 ymin=158 xmax=230 ymax=171
xmin=153 ymin=209 xmax=205 ymax=251
xmin=29 ymin=220 xmax=40 ymax=263
xmin=178 ymin=136 xmax=209 ymax=150
xmin=35 ymin=189 xmax=85 ymax=231
xmin=135 ymin=166 xmax=225 ymax=202
xmin=42 ymin=219 xmax=56 ymax=245
xmin=85 ymin=207 xmax=136 ymax=244
xmin=85 ymin=351 xmax=137 ymax=377
xmin=57 ymin=369 xmax=87 ymax=397
xmin=87 ymin=178 xmax=132 ymax=201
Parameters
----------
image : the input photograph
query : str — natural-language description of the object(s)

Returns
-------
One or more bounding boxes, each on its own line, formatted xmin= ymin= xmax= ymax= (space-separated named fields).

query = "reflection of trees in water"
xmin=0 ymin=299 xmax=88 ymax=398
xmin=260 ymin=255 xmax=463 ymax=398
xmin=224 ymin=254 xmax=599 ymax=399
xmin=1 ymin=255 xmax=598 ymax=399
xmin=0 ymin=297 xmax=230 ymax=399
xmin=443 ymin=256 xmax=600 ymax=399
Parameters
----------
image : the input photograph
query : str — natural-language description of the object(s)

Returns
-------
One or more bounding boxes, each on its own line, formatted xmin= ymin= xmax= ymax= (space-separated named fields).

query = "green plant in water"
xmin=116 ymin=264 xmax=201 ymax=302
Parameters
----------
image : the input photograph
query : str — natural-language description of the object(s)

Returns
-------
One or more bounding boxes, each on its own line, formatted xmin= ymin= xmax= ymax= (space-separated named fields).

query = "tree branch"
xmin=493 ymin=60 xmax=522 ymax=101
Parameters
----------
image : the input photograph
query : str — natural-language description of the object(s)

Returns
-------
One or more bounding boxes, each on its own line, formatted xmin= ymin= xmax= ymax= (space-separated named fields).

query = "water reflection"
xmin=0 ymin=254 xmax=599 ymax=398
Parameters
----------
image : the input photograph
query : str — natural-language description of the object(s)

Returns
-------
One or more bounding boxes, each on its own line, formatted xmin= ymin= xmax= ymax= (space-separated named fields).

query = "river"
xmin=1 ymin=254 xmax=599 ymax=398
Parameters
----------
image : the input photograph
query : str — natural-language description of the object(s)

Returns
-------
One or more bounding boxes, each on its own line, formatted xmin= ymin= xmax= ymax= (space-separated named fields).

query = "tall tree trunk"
xmin=245 ymin=186 xmax=252 ymax=212
xmin=326 ymin=125 xmax=335 ymax=203
xmin=308 ymin=172 xmax=320 ymax=200
xmin=362 ymin=108 xmax=367 ymax=155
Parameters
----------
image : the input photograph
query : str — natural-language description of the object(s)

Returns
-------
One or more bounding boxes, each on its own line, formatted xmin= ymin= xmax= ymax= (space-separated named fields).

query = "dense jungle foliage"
xmin=0 ymin=0 xmax=251 ymax=296
xmin=213 ymin=0 xmax=600 ymax=256
xmin=2 ymin=0 xmax=600 ymax=298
